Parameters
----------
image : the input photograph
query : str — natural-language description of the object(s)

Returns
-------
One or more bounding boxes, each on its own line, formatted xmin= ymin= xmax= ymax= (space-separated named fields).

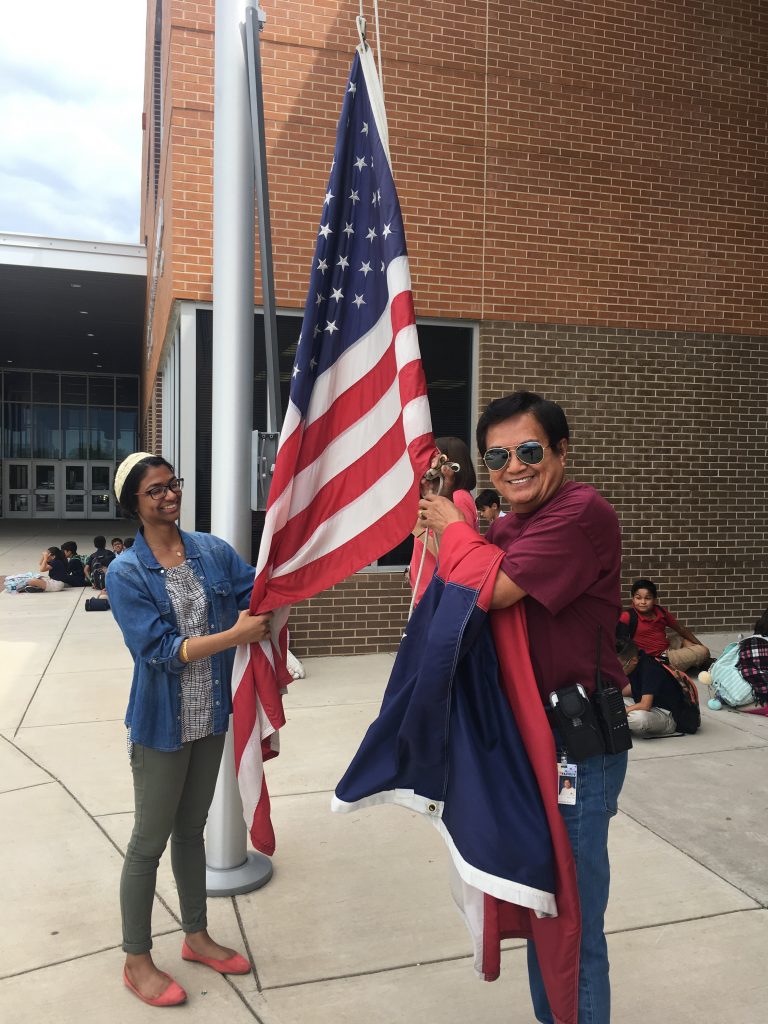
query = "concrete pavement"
xmin=2 ymin=519 xmax=767 ymax=1023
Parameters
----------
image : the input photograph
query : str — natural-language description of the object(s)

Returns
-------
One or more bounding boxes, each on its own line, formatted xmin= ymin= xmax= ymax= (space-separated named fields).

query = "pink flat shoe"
xmin=181 ymin=940 xmax=251 ymax=975
xmin=123 ymin=968 xmax=187 ymax=1006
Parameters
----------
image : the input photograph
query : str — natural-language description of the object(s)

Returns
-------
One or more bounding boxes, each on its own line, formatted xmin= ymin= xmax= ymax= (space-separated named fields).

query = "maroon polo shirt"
xmin=487 ymin=480 xmax=624 ymax=701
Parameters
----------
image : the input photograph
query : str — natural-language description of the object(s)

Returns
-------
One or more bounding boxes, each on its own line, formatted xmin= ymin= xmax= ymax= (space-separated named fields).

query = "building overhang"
xmin=0 ymin=232 xmax=147 ymax=376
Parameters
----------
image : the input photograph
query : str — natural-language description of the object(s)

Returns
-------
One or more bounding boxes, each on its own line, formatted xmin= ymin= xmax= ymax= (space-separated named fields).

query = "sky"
xmin=0 ymin=2 xmax=148 ymax=244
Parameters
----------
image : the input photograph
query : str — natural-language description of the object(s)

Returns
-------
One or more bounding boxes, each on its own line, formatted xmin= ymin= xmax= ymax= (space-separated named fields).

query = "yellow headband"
xmin=114 ymin=452 xmax=155 ymax=503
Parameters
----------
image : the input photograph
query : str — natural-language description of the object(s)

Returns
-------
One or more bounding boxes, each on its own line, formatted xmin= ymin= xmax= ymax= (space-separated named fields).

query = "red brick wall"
xmin=144 ymin=1 xmax=768 ymax=332
xmin=140 ymin=1 xmax=768 ymax=652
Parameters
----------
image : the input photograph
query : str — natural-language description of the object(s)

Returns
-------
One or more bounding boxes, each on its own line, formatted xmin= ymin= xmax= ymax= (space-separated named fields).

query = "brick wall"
xmin=139 ymin=1 xmax=768 ymax=651
xmin=289 ymin=572 xmax=411 ymax=657
xmin=477 ymin=322 xmax=768 ymax=632
xmin=144 ymin=1 xmax=768 ymax=331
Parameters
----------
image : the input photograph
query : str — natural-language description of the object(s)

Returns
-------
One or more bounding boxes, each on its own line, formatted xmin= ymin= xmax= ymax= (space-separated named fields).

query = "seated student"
xmin=60 ymin=542 xmax=88 ymax=587
xmin=618 ymin=578 xmax=710 ymax=672
xmin=22 ymin=547 xmax=71 ymax=592
xmin=475 ymin=488 xmax=505 ymax=524
xmin=618 ymin=640 xmax=686 ymax=737
xmin=111 ymin=537 xmax=125 ymax=555
xmin=85 ymin=535 xmax=116 ymax=590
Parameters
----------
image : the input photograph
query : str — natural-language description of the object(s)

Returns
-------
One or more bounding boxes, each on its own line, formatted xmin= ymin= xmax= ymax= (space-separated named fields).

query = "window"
xmin=88 ymin=407 xmax=115 ymax=460
xmin=195 ymin=310 xmax=474 ymax=569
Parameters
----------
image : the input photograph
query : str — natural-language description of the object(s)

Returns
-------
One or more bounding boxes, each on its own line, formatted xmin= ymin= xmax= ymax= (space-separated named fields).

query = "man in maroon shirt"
xmin=419 ymin=390 xmax=626 ymax=1024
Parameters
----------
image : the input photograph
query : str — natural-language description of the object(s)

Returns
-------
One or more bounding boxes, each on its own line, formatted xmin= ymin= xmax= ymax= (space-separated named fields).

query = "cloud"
xmin=0 ymin=1 xmax=146 ymax=243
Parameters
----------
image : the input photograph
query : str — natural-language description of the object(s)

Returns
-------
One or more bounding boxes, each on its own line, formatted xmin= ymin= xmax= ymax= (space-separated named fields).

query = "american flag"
xmin=231 ymin=44 xmax=435 ymax=855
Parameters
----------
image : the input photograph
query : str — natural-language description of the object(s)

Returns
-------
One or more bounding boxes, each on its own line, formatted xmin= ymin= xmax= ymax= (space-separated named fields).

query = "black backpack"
xmin=658 ymin=661 xmax=701 ymax=734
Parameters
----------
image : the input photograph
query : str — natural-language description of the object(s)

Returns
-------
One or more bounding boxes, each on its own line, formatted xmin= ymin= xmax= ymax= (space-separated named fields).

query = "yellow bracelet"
xmin=180 ymin=638 xmax=190 ymax=664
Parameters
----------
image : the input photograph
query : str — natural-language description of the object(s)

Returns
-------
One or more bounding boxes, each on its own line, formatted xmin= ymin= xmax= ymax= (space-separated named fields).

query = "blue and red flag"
xmin=231 ymin=44 xmax=434 ymax=855
xmin=334 ymin=522 xmax=580 ymax=1024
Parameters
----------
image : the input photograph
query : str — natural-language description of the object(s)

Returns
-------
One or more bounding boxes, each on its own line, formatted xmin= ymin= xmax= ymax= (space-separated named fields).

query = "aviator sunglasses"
xmin=482 ymin=442 xmax=551 ymax=472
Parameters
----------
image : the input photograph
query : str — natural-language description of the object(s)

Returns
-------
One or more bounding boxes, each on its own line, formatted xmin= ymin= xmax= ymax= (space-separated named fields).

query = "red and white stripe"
xmin=232 ymin=254 xmax=434 ymax=854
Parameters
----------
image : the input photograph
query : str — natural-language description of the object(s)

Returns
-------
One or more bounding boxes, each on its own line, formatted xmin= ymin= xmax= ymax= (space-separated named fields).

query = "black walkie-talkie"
xmin=592 ymin=627 xmax=633 ymax=755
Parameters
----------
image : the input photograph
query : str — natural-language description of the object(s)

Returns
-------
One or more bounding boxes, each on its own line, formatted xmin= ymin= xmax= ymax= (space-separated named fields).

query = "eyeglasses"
xmin=140 ymin=477 xmax=184 ymax=501
xmin=482 ymin=442 xmax=551 ymax=472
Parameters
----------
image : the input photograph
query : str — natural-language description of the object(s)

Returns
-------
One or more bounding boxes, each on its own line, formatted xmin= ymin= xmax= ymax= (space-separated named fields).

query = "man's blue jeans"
xmin=527 ymin=750 xmax=628 ymax=1024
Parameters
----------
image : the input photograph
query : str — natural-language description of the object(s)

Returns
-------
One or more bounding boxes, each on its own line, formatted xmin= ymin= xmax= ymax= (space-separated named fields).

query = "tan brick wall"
xmin=477 ymin=321 xmax=768 ymax=632
xmin=288 ymin=571 xmax=411 ymax=657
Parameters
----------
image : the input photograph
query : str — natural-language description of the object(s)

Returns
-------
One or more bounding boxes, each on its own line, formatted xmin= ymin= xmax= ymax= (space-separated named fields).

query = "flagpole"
xmin=206 ymin=0 xmax=272 ymax=896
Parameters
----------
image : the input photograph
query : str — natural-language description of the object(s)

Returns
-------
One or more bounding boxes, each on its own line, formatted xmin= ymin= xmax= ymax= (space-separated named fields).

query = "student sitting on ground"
xmin=618 ymin=640 xmax=688 ymax=737
xmin=475 ymin=488 xmax=505 ymax=524
xmin=618 ymin=578 xmax=710 ymax=672
xmin=60 ymin=542 xmax=88 ymax=587
xmin=23 ymin=547 xmax=72 ymax=592
xmin=85 ymin=535 xmax=116 ymax=591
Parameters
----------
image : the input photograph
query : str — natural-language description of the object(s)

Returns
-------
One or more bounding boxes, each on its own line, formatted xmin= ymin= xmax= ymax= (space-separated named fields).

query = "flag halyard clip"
xmin=356 ymin=15 xmax=368 ymax=49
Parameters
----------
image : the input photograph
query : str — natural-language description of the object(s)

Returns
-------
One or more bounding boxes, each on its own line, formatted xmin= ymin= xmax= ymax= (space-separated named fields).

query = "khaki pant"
xmin=666 ymin=634 xmax=709 ymax=672
xmin=625 ymin=701 xmax=678 ymax=737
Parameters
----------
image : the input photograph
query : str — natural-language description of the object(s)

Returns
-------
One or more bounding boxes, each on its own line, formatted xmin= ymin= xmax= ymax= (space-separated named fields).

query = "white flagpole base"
xmin=206 ymin=851 xmax=273 ymax=897
xmin=206 ymin=727 xmax=273 ymax=896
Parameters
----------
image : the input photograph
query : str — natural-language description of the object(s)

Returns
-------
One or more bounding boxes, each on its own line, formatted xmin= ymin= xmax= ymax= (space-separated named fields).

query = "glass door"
xmin=32 ymin=462 xmax=59 ymax=518
xmin=64 ymin=462 xmax=87 ymax=518
xmin=89 ymin=462 xmax=114 ymax=518
xmin=4 ymin=461 xmax=32 ymax=517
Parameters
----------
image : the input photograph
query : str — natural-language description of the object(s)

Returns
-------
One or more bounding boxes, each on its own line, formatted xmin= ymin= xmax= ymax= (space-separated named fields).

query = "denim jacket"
xmin=108 ymin=528 xmax=255 ymax=752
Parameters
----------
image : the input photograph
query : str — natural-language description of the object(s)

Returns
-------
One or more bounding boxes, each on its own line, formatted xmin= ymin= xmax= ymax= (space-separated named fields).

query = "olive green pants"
xmin=120 ymin=732 xmax=226 ymax=954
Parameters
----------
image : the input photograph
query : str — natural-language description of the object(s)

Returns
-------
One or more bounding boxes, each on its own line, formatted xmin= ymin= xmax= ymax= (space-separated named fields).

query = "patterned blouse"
xmin=166 ymin=560 xmax=214 ymax=742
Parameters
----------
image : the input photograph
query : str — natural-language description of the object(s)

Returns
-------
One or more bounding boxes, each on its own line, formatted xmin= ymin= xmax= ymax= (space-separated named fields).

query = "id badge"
xmin=558 ymin=762 xmax=577 ymax=805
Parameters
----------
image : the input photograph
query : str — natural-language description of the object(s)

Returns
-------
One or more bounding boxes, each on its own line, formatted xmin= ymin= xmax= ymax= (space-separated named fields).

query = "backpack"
xmin=658 ymin=661 xmax=701 ymax=734
xmin=709 ymin=641 xmax=756 ymax=707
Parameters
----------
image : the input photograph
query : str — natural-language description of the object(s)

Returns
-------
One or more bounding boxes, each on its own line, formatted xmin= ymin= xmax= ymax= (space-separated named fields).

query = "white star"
xmin=361 ymin=121 xmax=369 ymax=135
xmin=348 ymin=81 xmax=357 ymax=94
xmin=360 ymin=261 xmax=372 ymax=276
xmin=371 ymin=191 xmax=378 ymax=207
xmin=354 ymin=156 xmax=367 ymax=172
xmin=337 ymin=254 xmax=349 ymax=270
xmin=296 ymin=332 xmax=302 ymax=347
xmin=382 ymin=223 xmax=392 ymax=238
xmin=331 ymin=287 xmax=344 ymax=301
xmin=324 ymin=190 xmax=334 ymax=206
xmin=310 ymin=357 xmax=318 ymax=369
xmin=349 ymin=190 xmax=360 ymax=204
xmin=343 ymin=221 xmax=354 ymax=236
xmin=317 ymin=258 xmax=328 ymax=274
xmin=292 ymin=364 xmax=300 ymax=378
xmin=313 ymin=324 xmax=321 ymax=337
xmin=380 ymin=261 xmax=385 ymax=272
xmin=352 ymin=294 xmax=366 ymax=308
xmin=366 ymin=227 xmax=377 ymax=242
xmin=319 ymin=223 xmax=332 ymax=239
xmin=325 ymin=320 xmax=338 ymax=334
xmin=315 ymin=291 xmax=324 ymax=306
xmin=377 ymin=189 xmax=382 ymax=202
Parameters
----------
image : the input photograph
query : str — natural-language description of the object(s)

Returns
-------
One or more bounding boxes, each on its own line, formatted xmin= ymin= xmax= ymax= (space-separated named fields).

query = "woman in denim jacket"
xmin=108 ymin=453 xmax=271 ymax=1007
